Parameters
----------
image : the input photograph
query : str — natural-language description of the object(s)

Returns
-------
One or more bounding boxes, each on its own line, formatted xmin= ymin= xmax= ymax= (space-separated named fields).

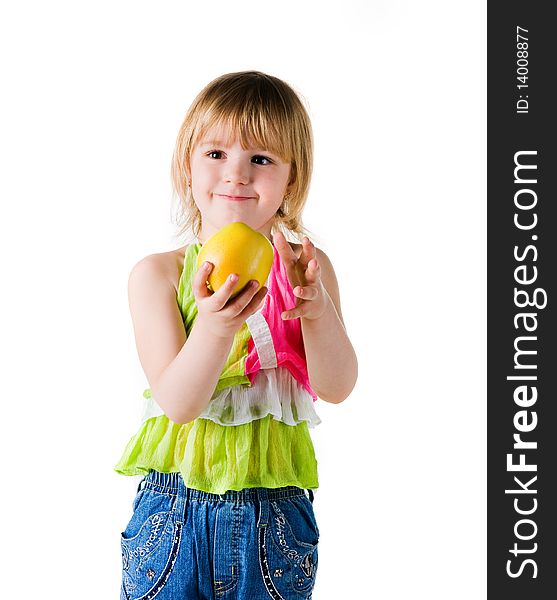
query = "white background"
xmin=0 ymin=1 xmax=486 ymax=598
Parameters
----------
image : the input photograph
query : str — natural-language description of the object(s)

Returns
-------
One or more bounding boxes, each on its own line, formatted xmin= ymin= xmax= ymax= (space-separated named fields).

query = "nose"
xmin=223 ymin=157 xmax=250 ymax=185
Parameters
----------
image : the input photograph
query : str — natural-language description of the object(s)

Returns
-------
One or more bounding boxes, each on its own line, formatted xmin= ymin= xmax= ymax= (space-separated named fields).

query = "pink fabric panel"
xmin=245 ymin=245 xmax=318 ymax=401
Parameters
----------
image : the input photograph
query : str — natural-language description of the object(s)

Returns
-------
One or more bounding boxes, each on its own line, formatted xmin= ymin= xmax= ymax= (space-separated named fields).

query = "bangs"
xmin=191 ymin=86 xmax=294 ymax=162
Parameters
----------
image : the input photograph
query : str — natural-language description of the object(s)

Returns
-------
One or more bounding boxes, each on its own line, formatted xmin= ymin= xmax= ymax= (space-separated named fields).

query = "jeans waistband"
xmin=140 ymin=471 xmax=314 ymax=503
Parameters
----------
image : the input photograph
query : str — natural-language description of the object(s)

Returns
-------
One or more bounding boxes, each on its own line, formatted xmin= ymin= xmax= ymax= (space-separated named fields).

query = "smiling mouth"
xmin=216 ymin=194 xmax=254 ymax=201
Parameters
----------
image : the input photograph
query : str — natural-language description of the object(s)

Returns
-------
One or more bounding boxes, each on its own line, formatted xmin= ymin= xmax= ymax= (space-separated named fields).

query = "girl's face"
xmin=189 ymin=124 xmax=291 ymax=243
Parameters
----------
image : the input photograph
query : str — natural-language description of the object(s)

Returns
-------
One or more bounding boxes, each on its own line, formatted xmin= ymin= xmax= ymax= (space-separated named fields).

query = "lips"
xmin=216 ymin=194 xmax=254 ymax=201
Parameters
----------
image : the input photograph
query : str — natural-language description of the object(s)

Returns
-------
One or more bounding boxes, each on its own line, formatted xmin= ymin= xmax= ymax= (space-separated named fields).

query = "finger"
xmin=298 ymin=236 xmax=317 ymax=270
xmin=293 ymin=285 xmax=319 ymax=300
xmin=303 ymin=258 xmax=321 ymax=285
xmin=210 ymin=273 xmax=240 ymax=311
xmin=273 ymin=231 xmax=300 ymax=288
xmin=242 ymin=285 xmax=268 ymax=315
xmin=193 ymin=261 xmax=215 ymax=300
xmin=273 ymin=230 xmax=298 ymax=267
xmin=226 ymin=280 xmax=265 ymax=316
xmin=281 ymin=303 xmax=305 ymax=320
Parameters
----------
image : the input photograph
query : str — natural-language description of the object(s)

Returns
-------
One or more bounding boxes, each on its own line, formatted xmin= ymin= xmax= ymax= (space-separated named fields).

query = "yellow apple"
xmin=196 ymin=222 xmax=274 ymax=298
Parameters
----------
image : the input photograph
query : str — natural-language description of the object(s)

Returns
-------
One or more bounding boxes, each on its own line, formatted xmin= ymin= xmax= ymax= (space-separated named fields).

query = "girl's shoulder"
xmin=141 ymin=244 xmax=190 ymax=294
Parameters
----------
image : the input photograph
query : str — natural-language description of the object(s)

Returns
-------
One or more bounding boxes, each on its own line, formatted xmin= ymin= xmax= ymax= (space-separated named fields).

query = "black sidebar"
xmin=488 ymin=2 xmax=557 ymax=598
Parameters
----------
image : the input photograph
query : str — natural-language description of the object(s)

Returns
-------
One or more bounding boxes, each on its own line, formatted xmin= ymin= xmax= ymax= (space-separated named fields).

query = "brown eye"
xmin=252 ymin=155 xmax=273 ymax=165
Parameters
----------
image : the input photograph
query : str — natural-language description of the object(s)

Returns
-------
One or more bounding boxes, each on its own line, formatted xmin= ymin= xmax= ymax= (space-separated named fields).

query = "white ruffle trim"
xmin=141 ymin=366 xmax=321 ymax=428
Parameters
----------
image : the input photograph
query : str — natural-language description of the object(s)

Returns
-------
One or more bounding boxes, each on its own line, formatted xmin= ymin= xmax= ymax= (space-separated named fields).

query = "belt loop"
xmin=307 ymin=489 xmax=314 ymax=503
xmin=256 ymin=488 xmax=269 ymax=528
xmin=175 ymin=474 xmax=188 ymax=523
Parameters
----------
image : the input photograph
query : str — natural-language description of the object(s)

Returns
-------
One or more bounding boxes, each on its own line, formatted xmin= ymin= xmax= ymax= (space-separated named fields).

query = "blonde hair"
xmin=170 ymin=71 xmax=316 ymax=244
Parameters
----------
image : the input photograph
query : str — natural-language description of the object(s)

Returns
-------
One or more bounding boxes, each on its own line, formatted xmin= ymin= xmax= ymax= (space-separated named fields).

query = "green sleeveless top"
xmin=114 ymin=242 xmax=319 ymax=494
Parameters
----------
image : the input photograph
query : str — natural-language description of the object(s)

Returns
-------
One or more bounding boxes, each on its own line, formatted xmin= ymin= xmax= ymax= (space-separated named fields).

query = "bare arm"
xmin=273 ymin=233 xmax=358 ymax=404
xmin=300 ymin=251 xmax=358 ymax=403
xmin=128 ymin=254 xmax=267 ymax=424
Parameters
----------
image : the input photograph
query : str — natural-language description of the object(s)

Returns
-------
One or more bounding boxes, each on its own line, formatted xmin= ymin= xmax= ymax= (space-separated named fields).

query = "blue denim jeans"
xmin=120 ymin=471 xmax=319 ymax=599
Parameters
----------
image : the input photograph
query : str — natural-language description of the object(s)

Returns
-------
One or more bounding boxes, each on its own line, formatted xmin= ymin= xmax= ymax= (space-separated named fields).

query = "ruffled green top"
xmin=114 ymin=241 xmax=319 ymax=494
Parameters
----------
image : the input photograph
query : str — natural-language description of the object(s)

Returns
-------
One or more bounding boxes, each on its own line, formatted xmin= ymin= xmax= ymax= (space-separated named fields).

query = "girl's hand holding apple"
xmin=193 ymin=262 xmax=267 ymax=340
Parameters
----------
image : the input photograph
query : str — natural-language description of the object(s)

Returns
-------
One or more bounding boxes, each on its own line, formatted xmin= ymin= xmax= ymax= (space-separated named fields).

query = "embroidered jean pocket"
xmin=259 ymin=497 xmax=319 ymax=599
xmin=120 ymin=489 xmax=182 ymax=600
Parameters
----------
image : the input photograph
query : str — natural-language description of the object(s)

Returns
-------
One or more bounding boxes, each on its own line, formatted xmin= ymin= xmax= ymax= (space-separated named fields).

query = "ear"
xmin=286 ymin=162 xmax=297 ymax=189
xmin=285 ymin=181 xmax=295 ymax=195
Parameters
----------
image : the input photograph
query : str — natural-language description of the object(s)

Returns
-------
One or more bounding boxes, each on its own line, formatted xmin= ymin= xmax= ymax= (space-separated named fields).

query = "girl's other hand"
xmin=192 ymin=261 xmax=268 ymax=339
xmin=273 ymin=230 xmax=329 ymax=321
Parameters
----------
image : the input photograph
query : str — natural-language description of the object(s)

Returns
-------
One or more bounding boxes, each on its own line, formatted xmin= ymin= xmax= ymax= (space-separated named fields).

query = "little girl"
xmin=115 ymin=70 xmax=358 ymax=599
